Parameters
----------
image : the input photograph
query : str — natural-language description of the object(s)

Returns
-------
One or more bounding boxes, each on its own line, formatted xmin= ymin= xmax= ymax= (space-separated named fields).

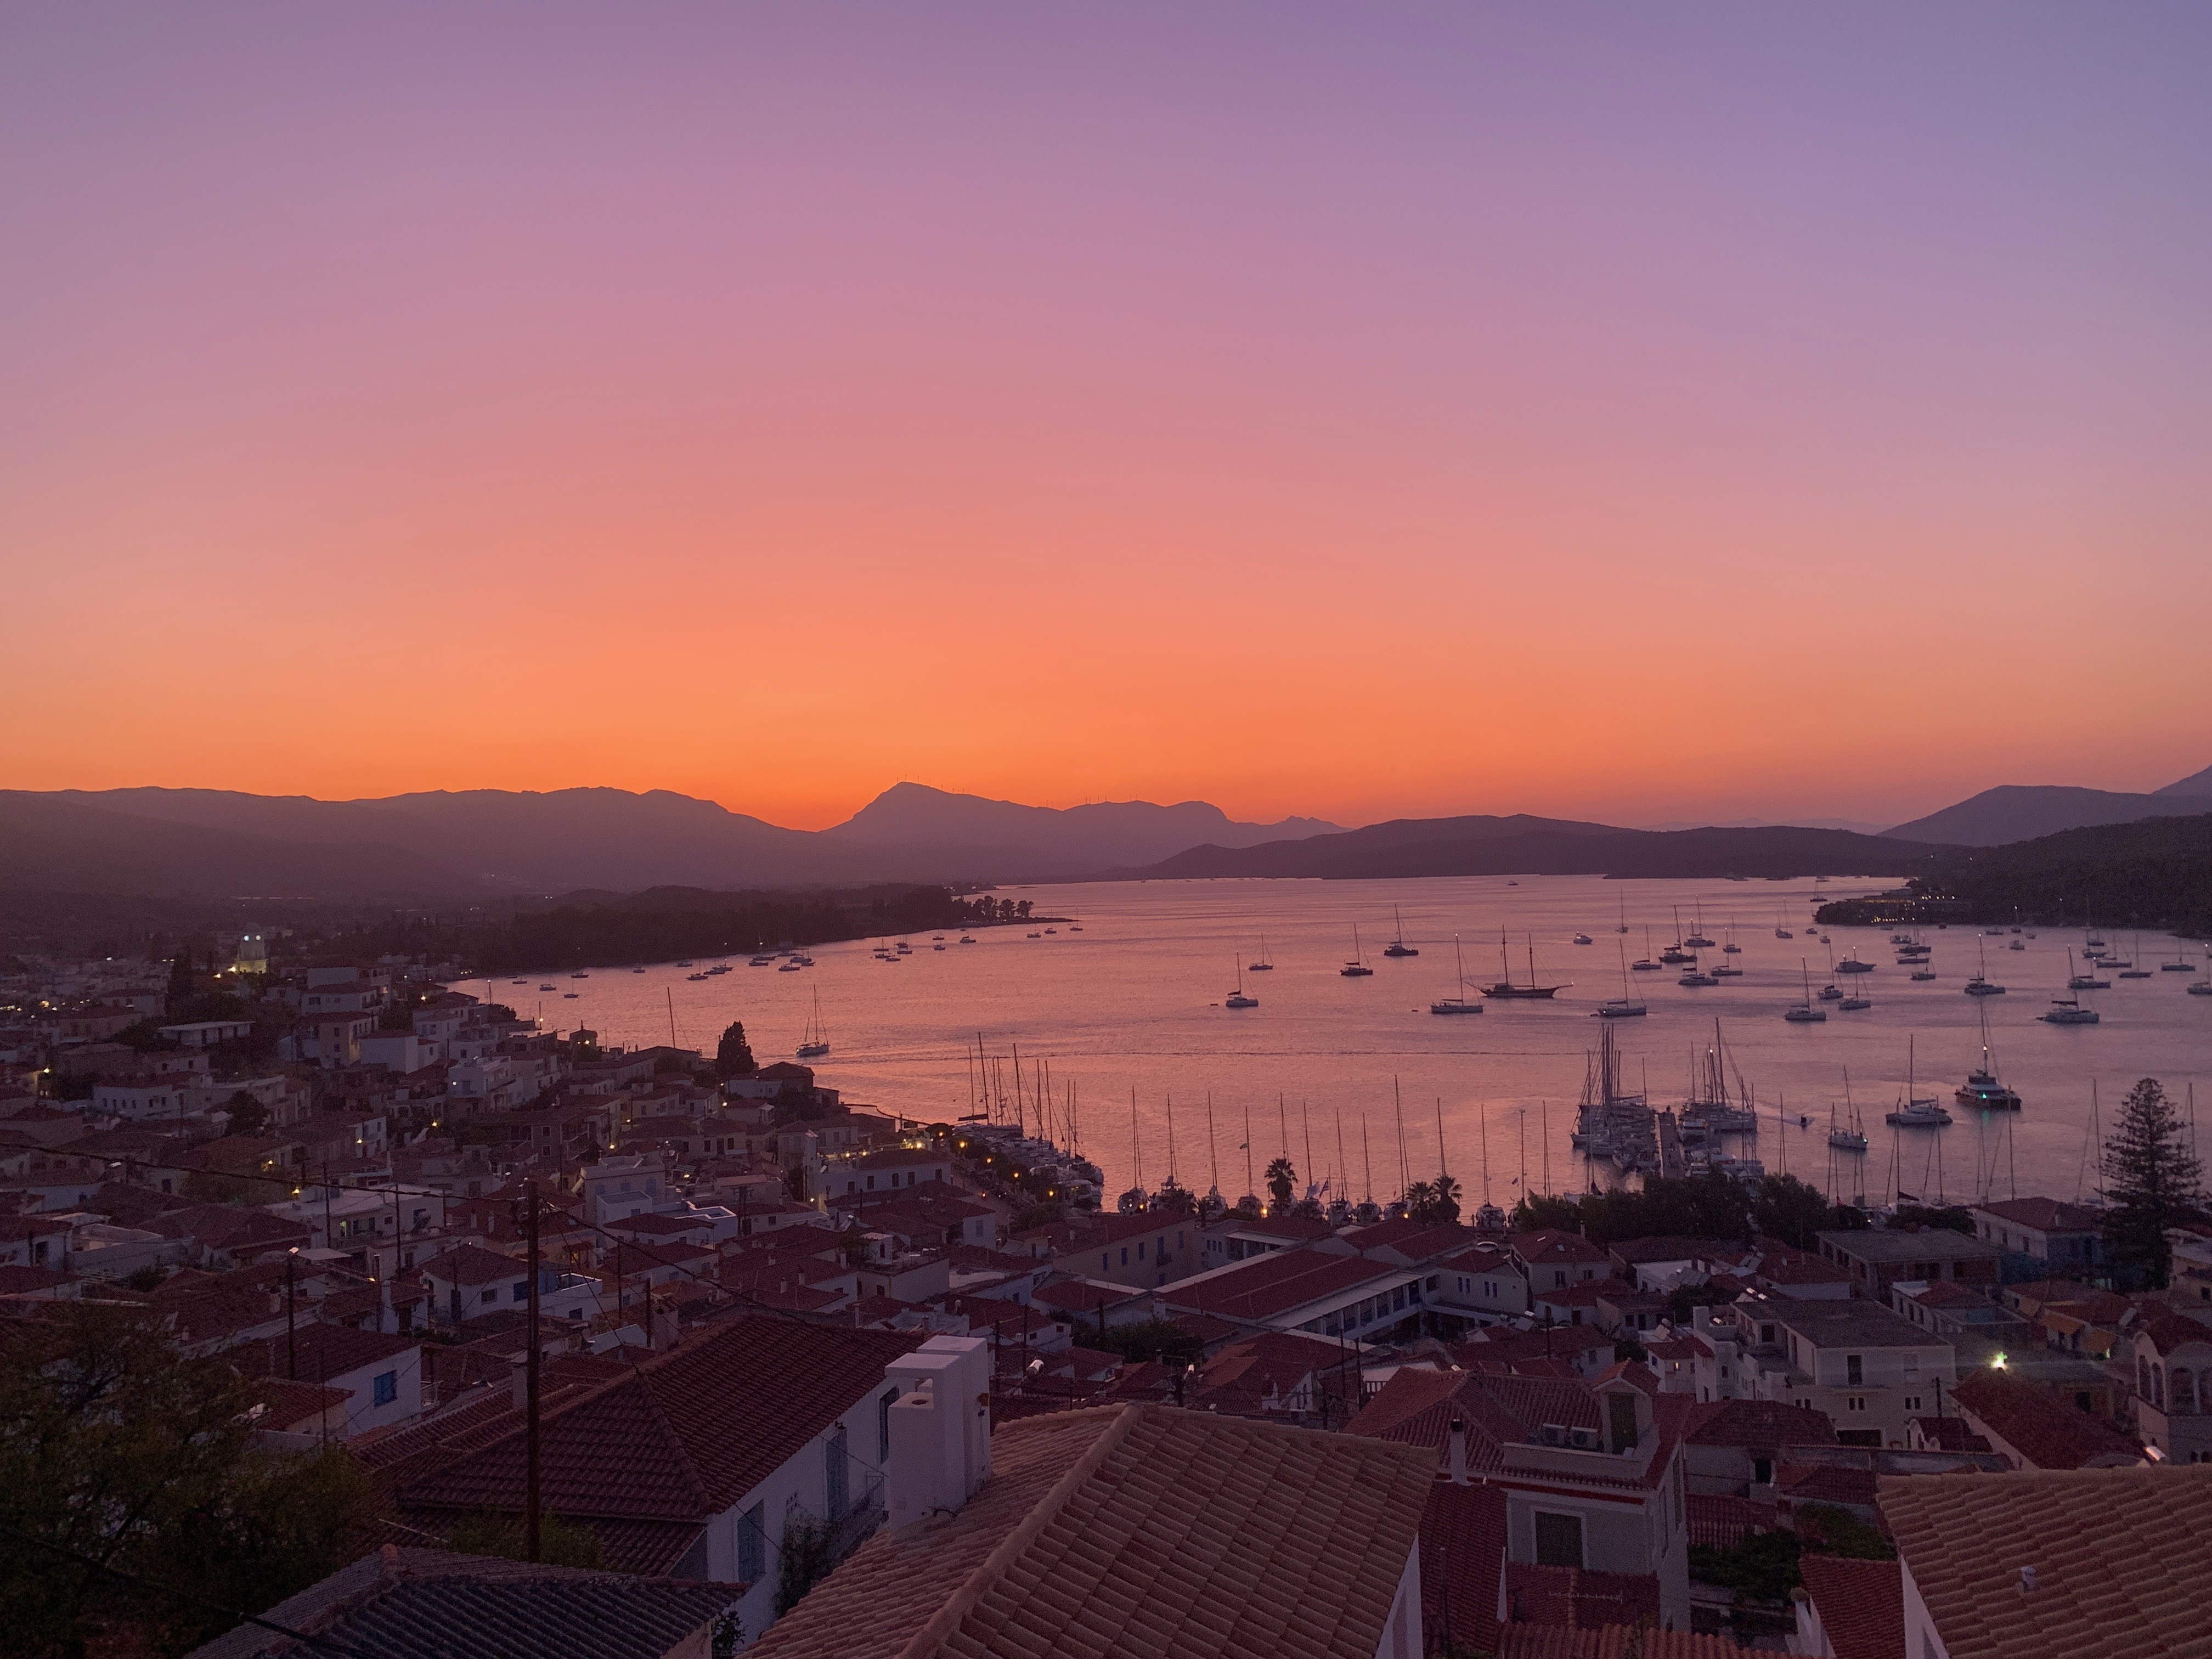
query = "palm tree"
xmin=1265 ymin=1156 xmax=1297 ymax=1213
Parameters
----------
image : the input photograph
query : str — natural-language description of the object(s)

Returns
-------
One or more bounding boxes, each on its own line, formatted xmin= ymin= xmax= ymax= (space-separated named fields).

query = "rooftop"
xmin=1160 ymin=1245 xmax=1412 ymax=1323
xmin=1971 ymin=1197 xmax=2106 ymax=1233
xmin=1881 ymin=1463 xmax=2212 ymax=1659
xmin=1762 ymin=1297 xmax=1951 ymax=1350
xmin=1950 ymin=1369 xmax=2144 ymax=1470
xmin=1796 ymin=1553 xmax=1905 ymax=1659
xmin=744 ymin=1402 xmax=1435 ymax=1659
xmin=1818 ymin=1228 xmax=2003 ymax=1264
xmin=180 ymin=1546 xmax=738 ymax=1659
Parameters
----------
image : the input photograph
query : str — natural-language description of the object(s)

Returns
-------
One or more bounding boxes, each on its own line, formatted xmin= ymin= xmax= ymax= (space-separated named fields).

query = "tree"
xmin=1752 ymin=1172 xmax=1835 ymax=1250
xmin=1265 ymin=1156 xmax=1296 ymax=1213
xmin=1152 ymin=1180 xmax=1196 ymax=1217
xmin=164 ymin=952 xmax=196 ymax=1014
xmin=714 ymin=1020 xmax=757 ymax=1079
xmin=0 ymin=1303 xmax=377 ymax=1657
xmin=222 ymin=1088 xmax=269 ymax=1138
xmin=2102 ymin=1077 xmax=2205 ymax=1288
xmin=1510 ymin=1193 xmax=1582 ymax=1233
xmin=1406 ymin=1172 xmax=1463 ymax=1226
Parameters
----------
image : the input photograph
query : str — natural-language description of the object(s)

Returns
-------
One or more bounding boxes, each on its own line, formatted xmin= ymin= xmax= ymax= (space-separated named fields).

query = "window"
xmin=1102 ymin=1254 xmax=1110 ymax=1271
xmin=1120 ymin=1248 xmax=1128 ymax=1267
xmin=1848 ymin=1396 xmax=1866 ymax=1412
xmin=373 ymin=1370 xmax=398 ymax=1407
xmin=512 ymin=1280 xmax=529 ymax=1302
xmin=480 ymin=1288 xmax=496 ymax=1304
xmin=826 ymin=1426 xmax=849 ymax=1516
xmin=1608 ymin=1392 xmax=1639 ymax=1453
xmin=1847 ymin=1354 xmax=1864 ymax=1386
xmin=1905 ymin=1396 xmax=1922 ymax=1412
xmin=738 ymin=1503 xmax=765 ymax=1583
xmin=1534 ymin=1511 xmax=1585 ymax=1569
xmin=1137 ymin=1243 xmax=1146 ymax=1261
xmin=1751 ymin=1456 xmax=1773 ymax=1485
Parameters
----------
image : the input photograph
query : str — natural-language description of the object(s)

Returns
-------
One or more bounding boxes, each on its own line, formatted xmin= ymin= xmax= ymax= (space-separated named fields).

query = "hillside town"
xmin=3 ymin=941 xmax=2209 ymax=1659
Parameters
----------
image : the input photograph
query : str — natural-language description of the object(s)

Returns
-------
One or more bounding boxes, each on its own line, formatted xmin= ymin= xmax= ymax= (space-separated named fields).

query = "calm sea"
xmin=452 ymin=874 xmax=2210 ymax=1215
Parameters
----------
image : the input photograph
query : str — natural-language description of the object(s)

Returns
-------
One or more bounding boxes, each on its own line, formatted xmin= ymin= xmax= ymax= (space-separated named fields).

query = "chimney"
xmin=380 ymin=1274 xmax=397 ymax=1336
xmin=509 ymin=1352 xmax=529 ymax=1412
xmin=884 ymin=1336 xmax=992 ymax=1528
xmin=2019 ymin=1566 xmax=2038 ymax=1593
xmin=1447 ymin=1415 xmax=1470 ymax=1484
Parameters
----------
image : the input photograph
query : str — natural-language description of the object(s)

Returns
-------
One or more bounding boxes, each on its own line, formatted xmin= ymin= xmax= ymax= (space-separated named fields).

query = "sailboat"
xmin=795 ymin=989 xmax=831 ymax=1058
xmin=2066 ymin=947 xmax=2109 ymax=991
xmin=1784 ymin=960 xmax=1826 ymax=1022
xmin=1594 ymin=941 xmax=1647 ymax=1018
xmin=1775 ymin=901 xmax=1795 ymax=941
xmin=1249 ymin=937 xmax=1274 ymax=971
xmin=1430 ymin=935 xmax=1485 ymax=1015
xmin=1955 ymin=1003 xmax=2023 ymax=1108
xmin=1383 ymin=907 xmax=1418 ymax=957
xmin=1480 ymin=932 xmax=1565 ymax=998
xmin=1340 ymin=926 xmax=1375 ymax=978
xmin=2118 ymin=934 xmax=2153 ymax=979
xmin=1631 ymin=927 xmax=1661 ymax=972
xmin=1660 ymin=909 xmax=1694 ymax=965
xmin=2162 ymin=939 xmax=2199 ymax=973
xmin=1910 ymin=952 xmax=1938 ymax=982
xmin=1684 ymin=909 xmax=1716 ymax=950
xmin=1963 ymin=938 xmax=2006 ymax=996
xmin=1888 ymin=1036 xmax=1952 ymax=1125
xmin=1224 ymin=958 xmax=1259 ymax=1009
xmin=1829 ymin=1069 xmax=1869 ymax=1151
xmin=1616 ymin=895 xmax=1630 ymax=934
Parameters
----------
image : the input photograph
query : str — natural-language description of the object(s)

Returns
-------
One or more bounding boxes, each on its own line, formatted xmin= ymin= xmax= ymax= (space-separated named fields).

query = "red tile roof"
xmin=1681 ymin=1397 xmax=1837 ymax=1448
xmin=1950 ymin=1370 xmax=2145 ymax=1470
xmin=1159 ymin=1245 xmax=1409 ymax=1322
xmin=396 ymin=1317 xmax=922 ymax=1554
xmin=744 ymin=1403 xmax=1437 ymax=1659
xmin=1797 ymin=1553 xmax=1905 ymax=1659
xmin=1499 ymin=1627 xmax=1747 ymax=1659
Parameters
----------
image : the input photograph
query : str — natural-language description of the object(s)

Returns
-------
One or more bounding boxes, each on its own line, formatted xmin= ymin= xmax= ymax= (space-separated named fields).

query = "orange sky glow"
xmin=5 ymin=6 xmax=2209 ymax=832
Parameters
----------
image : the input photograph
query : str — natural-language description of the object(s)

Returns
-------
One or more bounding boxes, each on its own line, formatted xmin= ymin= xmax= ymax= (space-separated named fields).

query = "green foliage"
xmin=0 ymin=1304 xmax=379 ymax=1657
xmin=1515 ymin=1173 xmax=1757 ymax=1248
xmin=774 ymin=1512 xmax=837 ymax=1616
xmin=715 ymin=1020 xmax=757 ymax=1079
xmin=1613 ymin=1336 xmax=1649 ymax=1364
xmin=1510 ymin=1193 xmax=1582 ymax=1233
xmin=1008 ymin=1200 xmax=1065 ymax=1233
xmin=1151 ymin=1180 xmax=1197 ymax=1217
xmin=445 ymin=1510 xmax=605 ymax=1569
xmin=1086 ymin=1318 xmax=1206 ymax=1367
xmin=1690 ymin=1527 xmax=1802 ymax=1604
xmin=1797 ymin=1504 xmax=1897 ymax=1562
xmin=1405 ymin=1173 xmax=1463 ymax=1226
xmin=1265 ymin=1156 xmax=1296 ymax=1212
xmin=2102 ymin=1077 xmax=2205 ymax=1289
xmin=122 ymin=1264 xmax=168 ymax=1293
xmin=1753 ymin=1172 xmax=1840 ymax=1250
xmin=222 ymin=1088 xmax=269 ymax=1138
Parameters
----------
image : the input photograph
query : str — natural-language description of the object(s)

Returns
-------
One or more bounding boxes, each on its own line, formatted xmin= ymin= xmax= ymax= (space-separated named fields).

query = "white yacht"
xmin=1784 ymin=960 xmax=1826 ymax=1022
xmin=2040 ymin=996 xmax=2100 ymax=1025
xmin=1224 ymin=958 xmax=1259 ymax=1009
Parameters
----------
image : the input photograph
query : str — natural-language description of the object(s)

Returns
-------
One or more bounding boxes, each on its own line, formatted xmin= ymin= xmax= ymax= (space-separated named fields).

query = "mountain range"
xmin=1880 ymin=763 xmax=2212 ymax=846
xmin=1119 ymin=816 xmax=1945 ymax=882
xmin=0 ymin=784 xmax=1340 ymax=899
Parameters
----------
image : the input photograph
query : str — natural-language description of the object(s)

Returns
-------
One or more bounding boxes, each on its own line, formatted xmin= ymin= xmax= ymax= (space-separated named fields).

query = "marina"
xmin=452 ymin=873 xmax=2209 ymax=1218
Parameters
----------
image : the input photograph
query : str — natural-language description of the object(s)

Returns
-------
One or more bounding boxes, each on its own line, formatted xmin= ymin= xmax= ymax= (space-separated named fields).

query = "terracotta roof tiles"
xmin=1880 ymin=1464 xmax=2212 ymax=1659
xmin=1797 ymin=1553 xmax=1904 ymax=1659
xmin=747 ymin=1403 xmax=1435 ymax=1659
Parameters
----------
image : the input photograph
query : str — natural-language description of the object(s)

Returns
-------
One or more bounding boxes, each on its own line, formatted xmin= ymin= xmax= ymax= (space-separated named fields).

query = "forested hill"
xmin=1121 ymin=820 xmax=1946 ymax=881
xmin=1901 ymin=814 xmax=2212 ymax=935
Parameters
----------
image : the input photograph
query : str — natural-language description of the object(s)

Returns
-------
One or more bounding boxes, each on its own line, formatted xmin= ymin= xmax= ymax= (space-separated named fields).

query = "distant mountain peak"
xmin=2154 ymin=763 xmax=2212 ymax=798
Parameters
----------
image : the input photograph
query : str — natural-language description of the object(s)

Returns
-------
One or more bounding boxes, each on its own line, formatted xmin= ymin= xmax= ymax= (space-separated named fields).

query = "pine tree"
xmin=714 ymin=1020 xmax=756 ymax=1079
xmin=164 ymin=952 xmax=195 ymax=1014
xmin=2101 ymin=1077 xmax=2204 ymax=1288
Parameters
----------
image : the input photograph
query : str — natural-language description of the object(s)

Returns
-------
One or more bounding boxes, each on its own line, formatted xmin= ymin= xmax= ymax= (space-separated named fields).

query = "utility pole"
xmin=285 ymin=1249 xmax=298 ymax=1380
xmin=519 ymin=1180 xmax=543 ymax=1562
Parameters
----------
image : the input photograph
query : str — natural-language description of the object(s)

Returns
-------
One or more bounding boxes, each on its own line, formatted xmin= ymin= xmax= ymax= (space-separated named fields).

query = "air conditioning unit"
xmin=1541 ymin=1423 xmax=1566 ymax=1446
xmin=1568 ymin=1427 xmax=1599 ymax=1449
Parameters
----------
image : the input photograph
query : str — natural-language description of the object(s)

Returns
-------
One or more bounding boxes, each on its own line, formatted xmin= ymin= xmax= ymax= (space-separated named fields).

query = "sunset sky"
xmin=5 ymin=4 xmax=2209 ymax=831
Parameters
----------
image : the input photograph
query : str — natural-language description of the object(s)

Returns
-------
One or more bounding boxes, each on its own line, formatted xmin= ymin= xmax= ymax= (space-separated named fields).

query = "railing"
xmin=825 ymin=1472 xmax=887 ymax=1562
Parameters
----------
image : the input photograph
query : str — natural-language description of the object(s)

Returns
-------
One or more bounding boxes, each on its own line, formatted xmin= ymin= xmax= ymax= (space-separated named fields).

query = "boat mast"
xmin=1301 ymin=1099 xmax=1317 ymax=1204
xmin=1205 ymin=1092 xmax=1220 ymax=1199
xmin=1393 ymin=1077 xmax=1410 ymax=1199
xmin=1243 ymin=1099 xmax=1256 ymax=1200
